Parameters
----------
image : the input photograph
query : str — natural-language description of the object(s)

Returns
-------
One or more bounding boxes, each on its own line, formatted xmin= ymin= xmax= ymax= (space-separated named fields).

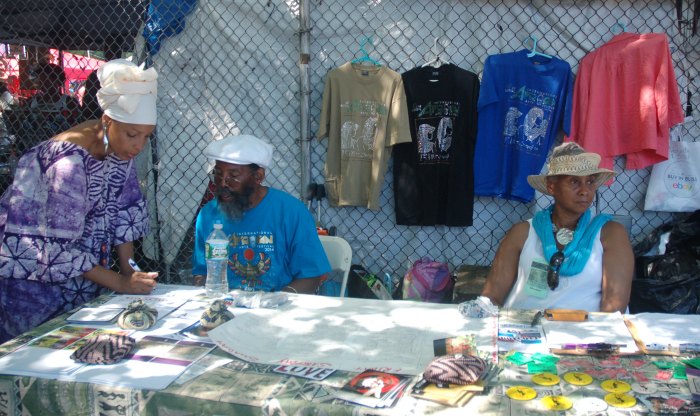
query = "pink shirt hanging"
xmin=566 ymin=33 xmax=684 ymax=170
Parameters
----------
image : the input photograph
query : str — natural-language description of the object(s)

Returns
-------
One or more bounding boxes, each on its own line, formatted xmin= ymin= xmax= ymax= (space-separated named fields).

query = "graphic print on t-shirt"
xmin=410 ymin=100 xmax=460 ymax=163
xmin=228 ymin=231 xmax=273 ymax=289
xmin=340 ymin=99 xmax=387 ymax=159
xmin=501 ymin=85 xmax=556 ymax=154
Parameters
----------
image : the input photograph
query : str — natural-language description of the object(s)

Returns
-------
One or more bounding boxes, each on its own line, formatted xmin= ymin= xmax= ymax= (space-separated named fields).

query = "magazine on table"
xmin=433 ymin=334 xmax=477 ymax=356
xmin=497 ymin=309 xmax=548 ymax=354
xmin=332 ymin=370 xmax=413 ymax=408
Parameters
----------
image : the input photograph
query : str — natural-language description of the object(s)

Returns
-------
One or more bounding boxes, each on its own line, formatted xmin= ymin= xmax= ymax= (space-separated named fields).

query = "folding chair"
xmin=319 ymin=235 xmax=352 ymax=297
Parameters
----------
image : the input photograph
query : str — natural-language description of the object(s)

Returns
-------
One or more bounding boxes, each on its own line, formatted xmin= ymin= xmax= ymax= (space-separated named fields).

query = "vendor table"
xmin=0 ymin=286 xmax=698 ymax=416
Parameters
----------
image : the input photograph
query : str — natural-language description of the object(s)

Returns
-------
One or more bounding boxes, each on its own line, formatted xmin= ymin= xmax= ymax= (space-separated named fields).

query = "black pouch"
xmin=347 ymin=264 xmax=379 ymax=299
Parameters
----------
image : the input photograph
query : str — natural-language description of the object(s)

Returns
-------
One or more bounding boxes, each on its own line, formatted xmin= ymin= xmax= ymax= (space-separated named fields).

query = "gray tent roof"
xmin=0 ymin=0 xmax=146 ymax=51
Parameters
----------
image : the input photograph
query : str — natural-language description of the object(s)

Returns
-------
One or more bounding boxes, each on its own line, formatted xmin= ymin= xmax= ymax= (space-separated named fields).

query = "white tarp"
xmin=144 ymin=0 xmax=697 ymax=272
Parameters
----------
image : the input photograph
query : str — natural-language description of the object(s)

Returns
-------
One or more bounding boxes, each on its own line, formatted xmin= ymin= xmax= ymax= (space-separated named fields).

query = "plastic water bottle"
xmin=205 ymin=223 xmax=229 ymax=298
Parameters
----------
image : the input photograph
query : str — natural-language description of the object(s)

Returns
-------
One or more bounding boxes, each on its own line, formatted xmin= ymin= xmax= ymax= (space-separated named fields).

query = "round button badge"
xmin=563 ymin=372 xmax=593 ymax=386
xmin=506 ymin=386 xmax=537 ymax=401
xmin=604 ymin=393 xmax=636 ymax=408
xmin=541 ymin=395 xmax=573 ymax=411
xmin=532 ymin=373 xmax=560 ymax=386
xmin=601 ymin=379 xmax=631 ymax=394
xmin=575 ymin=397 xmax=608 ymax=414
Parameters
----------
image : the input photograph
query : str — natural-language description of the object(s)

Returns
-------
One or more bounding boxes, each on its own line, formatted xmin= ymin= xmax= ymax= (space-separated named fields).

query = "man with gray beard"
xmin=192 ymin=135 xmax=330 ymax=294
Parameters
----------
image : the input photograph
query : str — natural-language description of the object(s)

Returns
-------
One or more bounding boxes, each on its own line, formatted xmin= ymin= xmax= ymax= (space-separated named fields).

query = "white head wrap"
xmin=97 ymin=59 xmax=158 ymax=125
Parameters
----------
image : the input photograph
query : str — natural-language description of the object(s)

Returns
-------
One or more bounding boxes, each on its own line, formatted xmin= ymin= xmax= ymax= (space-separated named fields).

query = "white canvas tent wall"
xmin=138 ymin=0 xmax=698 ymax=275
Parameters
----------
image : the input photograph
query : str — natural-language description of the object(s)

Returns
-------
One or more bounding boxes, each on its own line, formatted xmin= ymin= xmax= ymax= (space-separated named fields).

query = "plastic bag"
xmin=402 ymin=257 xmax=454 ymax=303
xmin=644 ymin=140 xmax=700 ymax=212
xmin=630 ymin=210 xmax=700 ymax=314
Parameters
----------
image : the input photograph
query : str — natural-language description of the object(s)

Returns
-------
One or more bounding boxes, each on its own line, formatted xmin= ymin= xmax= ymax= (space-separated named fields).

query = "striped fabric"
xmin=70 ymin=334 xmax=136 ymax=364
xmin=422 ymin=355 xmax=487 ymax=386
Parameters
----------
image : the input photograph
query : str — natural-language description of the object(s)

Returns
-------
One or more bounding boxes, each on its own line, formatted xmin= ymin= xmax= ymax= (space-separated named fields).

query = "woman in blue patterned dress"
xmin=0 ymin=59 xmax=160 ymax=343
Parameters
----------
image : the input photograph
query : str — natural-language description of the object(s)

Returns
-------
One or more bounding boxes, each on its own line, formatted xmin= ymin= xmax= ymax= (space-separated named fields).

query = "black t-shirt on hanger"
xmin=394 ymin=64 xmax=479 ymax=226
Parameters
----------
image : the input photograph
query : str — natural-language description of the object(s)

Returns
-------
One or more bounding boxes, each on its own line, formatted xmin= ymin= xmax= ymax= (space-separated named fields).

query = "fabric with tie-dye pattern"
xmin=0 ymin=140 xmax=148 ymax=342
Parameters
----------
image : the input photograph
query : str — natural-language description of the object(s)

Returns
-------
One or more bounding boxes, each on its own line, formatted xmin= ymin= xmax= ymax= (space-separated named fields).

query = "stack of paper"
xmin=0 ymin=326 xmax=131 ymax=378
xmin=541 ymin=311 xmax=638 ymax=353
xmin=0 ymin=325 xmax=216 ymax=390
xmin=411 ymin=380 xmax=484 ymax=407
xmin=66 ymin=307 xmax=124 ymax=324
xmin=626 ymin=313 xmax=700 ymax=352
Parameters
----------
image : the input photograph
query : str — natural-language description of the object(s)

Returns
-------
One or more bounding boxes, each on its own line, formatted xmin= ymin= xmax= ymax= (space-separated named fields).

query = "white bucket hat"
xmin=527 ymin=142 xmax=616 ymax=195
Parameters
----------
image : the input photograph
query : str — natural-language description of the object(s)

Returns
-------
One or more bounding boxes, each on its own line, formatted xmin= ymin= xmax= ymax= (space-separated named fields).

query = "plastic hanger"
xmin=422 ymin=37 xmax=450 ymax=68
xmin=525 ymin=35 xmax=552 ymax=59
xmin=611 ymin=20 xmax=627 ymax=35
xmin=351 ymin=36 xmax=381 ymax=66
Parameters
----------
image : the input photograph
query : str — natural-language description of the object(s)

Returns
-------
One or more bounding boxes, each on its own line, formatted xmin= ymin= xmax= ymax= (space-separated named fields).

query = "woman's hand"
xmin=118 ymin=271 xmax=158 ymax=294
xmin=84 ymin=265 xmax=157 ymax=294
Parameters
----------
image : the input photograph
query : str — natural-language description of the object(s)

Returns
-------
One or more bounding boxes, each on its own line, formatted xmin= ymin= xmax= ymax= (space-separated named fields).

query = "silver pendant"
xmin=556 ymin=228 xmax=574 ymax=245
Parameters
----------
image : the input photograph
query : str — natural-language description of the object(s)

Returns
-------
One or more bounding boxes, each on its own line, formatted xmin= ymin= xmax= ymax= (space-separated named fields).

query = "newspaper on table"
xmin=208 ymin=294 xmax=498 ymax=375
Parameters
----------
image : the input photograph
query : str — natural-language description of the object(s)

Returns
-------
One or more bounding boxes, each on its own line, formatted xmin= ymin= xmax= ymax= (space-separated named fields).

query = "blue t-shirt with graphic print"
xmin=473 ymin=49 xmax=573 ymax=202
xmin=192 ymin=187 xmax=331 ymax=291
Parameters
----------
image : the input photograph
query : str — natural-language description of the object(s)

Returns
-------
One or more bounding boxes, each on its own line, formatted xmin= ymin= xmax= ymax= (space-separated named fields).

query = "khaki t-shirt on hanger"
xmin=317 ymin=62 xmax=411 ymax=210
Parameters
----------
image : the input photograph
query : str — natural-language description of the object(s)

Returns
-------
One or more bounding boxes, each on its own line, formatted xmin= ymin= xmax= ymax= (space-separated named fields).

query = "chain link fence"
xmin=1 ymin=0 xmax=698 ymax=284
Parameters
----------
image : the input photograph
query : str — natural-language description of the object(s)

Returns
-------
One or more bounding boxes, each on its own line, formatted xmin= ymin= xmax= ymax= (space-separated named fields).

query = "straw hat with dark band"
xmin=527 ymin=142 xmax=616 ymax=196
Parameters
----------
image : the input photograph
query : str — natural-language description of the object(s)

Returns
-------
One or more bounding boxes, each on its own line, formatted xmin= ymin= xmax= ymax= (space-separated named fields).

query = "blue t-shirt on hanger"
xmin=473 ymin=49 xmax=573 ymax=202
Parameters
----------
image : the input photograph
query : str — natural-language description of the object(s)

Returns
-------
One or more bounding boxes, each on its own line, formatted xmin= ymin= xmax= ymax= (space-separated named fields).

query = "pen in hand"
xmin=128 ymin=258 xmax=142 ymax=272
xmin=129 ymin=258 xmax=158 ymax=280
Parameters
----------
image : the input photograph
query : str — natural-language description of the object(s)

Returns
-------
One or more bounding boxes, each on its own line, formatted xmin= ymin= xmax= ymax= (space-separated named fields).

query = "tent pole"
xmin=298 ymin=0 xmax=312 ymax=202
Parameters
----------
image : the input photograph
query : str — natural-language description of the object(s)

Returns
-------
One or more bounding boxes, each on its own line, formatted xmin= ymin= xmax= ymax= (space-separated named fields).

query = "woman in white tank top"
xmin=480 ymin=143 xmax=634 ymax=313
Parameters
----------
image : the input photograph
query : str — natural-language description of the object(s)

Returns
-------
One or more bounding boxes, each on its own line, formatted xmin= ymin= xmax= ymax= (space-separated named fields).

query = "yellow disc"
xmin=506 ymin=386 xmax=537 ymax=401
xmin=541 ymin=395 xmax=573 ymax=411
xmin=563 ymin=372 xmax=593 ymax=386
xmin=601 ymin=379 xmax=631 ymax=394
xmin=604 ymin=393 xmax=636 ymax=408
xmin=532 ymin=373 xmax=560 ymax=386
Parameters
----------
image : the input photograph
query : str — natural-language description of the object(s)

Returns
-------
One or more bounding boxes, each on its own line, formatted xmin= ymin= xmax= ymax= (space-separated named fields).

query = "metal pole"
xmin=298 ymin=0 xmax=311 ymax=200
